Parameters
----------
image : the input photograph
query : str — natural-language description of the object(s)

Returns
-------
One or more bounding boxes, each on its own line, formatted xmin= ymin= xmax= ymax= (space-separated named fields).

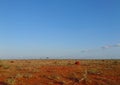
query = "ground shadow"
xmin=0 ymin=82 xmax=8 ymax=85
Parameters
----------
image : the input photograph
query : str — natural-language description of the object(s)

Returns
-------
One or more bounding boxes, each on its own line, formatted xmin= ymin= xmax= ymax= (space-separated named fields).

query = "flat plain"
xmin=0 ymin=59 xmax=120 ymax=85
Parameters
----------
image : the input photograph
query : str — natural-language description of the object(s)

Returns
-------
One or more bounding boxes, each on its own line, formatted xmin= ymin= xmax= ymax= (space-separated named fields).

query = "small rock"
xmin=75 ymin=61 xmax=80 ymax=65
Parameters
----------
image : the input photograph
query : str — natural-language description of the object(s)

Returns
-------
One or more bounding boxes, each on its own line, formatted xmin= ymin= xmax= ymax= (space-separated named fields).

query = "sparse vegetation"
xmin=87 ymin=68 xmax=101 ymax=75
xmin=3 ymin=65 xmax=10 ymax=69
xmin=0 ymin=59 xmax=119 ymax=85
xmin=5 ymin=77 xmax=16 ymax=85
xmin=15 ymin=74 xmax=23 ymax=78
xmin=23 ymin=73 xmax=33 ymax=79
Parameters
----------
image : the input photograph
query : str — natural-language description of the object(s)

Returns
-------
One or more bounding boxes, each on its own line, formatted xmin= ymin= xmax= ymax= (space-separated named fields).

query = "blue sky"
xmin=0 ymin=0 xmax=120 ymax=59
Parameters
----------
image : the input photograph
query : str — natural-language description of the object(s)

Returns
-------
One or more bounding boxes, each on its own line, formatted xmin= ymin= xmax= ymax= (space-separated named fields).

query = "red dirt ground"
xmin=0 ymin=59 xmax=120 ymax=85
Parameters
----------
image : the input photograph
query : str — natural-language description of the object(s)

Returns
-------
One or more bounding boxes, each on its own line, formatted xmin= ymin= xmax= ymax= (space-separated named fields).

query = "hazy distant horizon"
xmin=0 ymin=0 xmax=120 ymax=59
xmin=0 ymin=55 xmax=120 ymax=59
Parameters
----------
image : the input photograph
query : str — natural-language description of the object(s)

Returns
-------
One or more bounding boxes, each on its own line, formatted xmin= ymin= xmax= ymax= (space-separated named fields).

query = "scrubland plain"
xmin=0 ymin=59 xmax=120 ymax=85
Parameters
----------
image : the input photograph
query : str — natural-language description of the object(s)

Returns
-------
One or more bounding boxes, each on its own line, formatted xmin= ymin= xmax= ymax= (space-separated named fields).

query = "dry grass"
xmin=5 ymin=77 xmax=16 ymax=85
xmin=0 ymin=59 xmax=119 ymax=85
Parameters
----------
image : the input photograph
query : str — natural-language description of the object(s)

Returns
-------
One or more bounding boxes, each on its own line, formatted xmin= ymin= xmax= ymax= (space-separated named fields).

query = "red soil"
xmin=0 ymin=59 xmax=119 ymax=85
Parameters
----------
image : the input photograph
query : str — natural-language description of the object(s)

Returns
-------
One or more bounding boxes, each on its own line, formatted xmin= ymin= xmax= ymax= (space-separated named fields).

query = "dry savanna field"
xmin=0 ymin=59 xmax=120 ymax=85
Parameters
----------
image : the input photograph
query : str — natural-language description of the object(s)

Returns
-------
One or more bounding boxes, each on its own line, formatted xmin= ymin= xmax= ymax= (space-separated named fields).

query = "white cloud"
xmin=114 ymin=43 xmax=120 ymax=47
xmin=80 ymin=50 xmax=88 ymax=53
xmin=102 ymin=45 xmax=111 ymax=49
xmin=80 ymin=43 xmax=120 ymax=53
xmin=102 ymin=43 xmax=120 ymax=49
